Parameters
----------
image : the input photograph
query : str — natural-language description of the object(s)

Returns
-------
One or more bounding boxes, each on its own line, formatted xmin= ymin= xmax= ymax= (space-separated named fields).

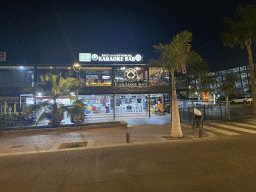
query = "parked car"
xmin=230 ymin=97 xmax=252 ymax=104
xmin=193 ymin=101 xmax=208 ymax=106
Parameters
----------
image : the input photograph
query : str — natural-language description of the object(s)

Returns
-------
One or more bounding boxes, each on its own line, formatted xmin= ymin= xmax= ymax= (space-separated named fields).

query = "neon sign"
xmin=79 ymin=53 xmax=143 ymax=63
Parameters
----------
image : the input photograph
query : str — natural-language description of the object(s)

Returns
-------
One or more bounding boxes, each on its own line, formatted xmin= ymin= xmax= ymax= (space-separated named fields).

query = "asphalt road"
xmin=1 ymin=132 xmax=256 ymax=192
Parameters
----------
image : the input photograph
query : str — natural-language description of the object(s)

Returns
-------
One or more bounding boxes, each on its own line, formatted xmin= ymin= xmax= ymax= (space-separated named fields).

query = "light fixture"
xmin=19 ymin=66 xmax=24 ymax=69
xmin=50 ymin=67 xmax=53 ymax=69
xmin=73 ymin=63 xmax=81 ymax=72
xmin=37 ymin=92 xmax=42 ymax=96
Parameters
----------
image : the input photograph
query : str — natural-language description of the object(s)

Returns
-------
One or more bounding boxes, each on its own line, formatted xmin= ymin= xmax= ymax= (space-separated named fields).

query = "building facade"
xmin=188 ymin=64 xmax=256 ymax=99
xmin=0 ymin=60 xmax=181 ymax=121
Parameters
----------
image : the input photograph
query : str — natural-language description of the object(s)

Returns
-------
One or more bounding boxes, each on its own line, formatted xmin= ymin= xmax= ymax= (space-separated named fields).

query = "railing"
xmin=171 ymin=103 xmax=229 ymax=122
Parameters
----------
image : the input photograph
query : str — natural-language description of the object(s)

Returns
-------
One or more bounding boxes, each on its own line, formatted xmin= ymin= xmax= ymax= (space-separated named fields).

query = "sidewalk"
xmin=0 ymin=121 xmax=216 ymax=156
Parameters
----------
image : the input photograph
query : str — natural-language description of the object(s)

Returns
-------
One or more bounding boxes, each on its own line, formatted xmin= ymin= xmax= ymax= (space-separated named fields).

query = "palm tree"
xmin=68 ymin=99 xmax=86 ymax=124
xmin=30 ymin=72 xmax=78 ymax=127
xmin=221 ymin=2 xmax=256 ymax=114
xmin=217 ymin=74 xmax=237 ymax=119
xmin=187 ymin=59 xmax=215 ymax=101
xmin=150 ymin=30 xmax=202 ymax=137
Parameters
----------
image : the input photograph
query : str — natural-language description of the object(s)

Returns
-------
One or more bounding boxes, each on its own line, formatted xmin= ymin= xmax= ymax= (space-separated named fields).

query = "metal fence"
xmin=172 ymin=103 xmax=229 ymax=122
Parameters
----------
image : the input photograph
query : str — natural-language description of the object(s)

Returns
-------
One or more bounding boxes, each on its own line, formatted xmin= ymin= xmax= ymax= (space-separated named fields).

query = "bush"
xmin=0 ymin=114 xmax=17 ymax=133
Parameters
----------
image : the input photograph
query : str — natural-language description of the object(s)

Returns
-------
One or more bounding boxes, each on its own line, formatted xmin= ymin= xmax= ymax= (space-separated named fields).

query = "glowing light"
xmin=73 ymin=63 xmax=81 ymax=72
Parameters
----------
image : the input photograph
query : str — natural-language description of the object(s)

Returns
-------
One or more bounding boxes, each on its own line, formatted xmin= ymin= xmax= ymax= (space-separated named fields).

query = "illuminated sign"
xmin=79 ymin=53 xmax=91 ymax=62
xmin=79 ymin=53 xmax=143 ymax=63
xmin=124 ymin=68 xmax=138 ymax=82
xmin=115 ymin=82 xmax=148 ymax=86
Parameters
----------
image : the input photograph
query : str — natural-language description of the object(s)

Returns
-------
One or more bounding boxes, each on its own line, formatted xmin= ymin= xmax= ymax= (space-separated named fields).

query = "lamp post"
xmin=73 ymin=63 xmax=81 ymax=125
xmin=73 ymin=63 xmax=81 ymax=99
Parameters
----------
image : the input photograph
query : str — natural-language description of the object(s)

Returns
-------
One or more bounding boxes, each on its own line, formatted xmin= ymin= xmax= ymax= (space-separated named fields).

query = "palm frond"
xmin=151 ymin=30 xmax=194 ymax=73
xmin=38 ymin=111 xmax=47 ymax=122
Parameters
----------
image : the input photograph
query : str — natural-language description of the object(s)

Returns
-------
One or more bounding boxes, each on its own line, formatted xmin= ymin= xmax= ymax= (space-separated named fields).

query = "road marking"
xmin=245 ymin=119 xmax=256 ymax=122
xmin=203 ymin=125 xmax=241 ymax=135
xmin=228 ymin=122 xmax=256 ymax=129
xmin=209 ymin=122 xmax=256 ymax=134
xmin=182 ymin=123 xmax=240 ymax=136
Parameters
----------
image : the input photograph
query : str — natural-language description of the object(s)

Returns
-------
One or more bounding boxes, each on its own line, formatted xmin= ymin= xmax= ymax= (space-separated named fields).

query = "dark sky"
xmin=0 ymin=0 xmax=254 ymax=71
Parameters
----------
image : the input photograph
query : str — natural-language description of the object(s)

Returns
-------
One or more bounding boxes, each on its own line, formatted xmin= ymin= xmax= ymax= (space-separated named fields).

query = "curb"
xmin=1 ymin=121 xmax=128 ymax=137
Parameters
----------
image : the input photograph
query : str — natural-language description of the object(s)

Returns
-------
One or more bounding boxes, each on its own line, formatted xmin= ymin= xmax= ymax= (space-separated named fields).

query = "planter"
xmin=74 ymin=120 xmax=82 ymax=126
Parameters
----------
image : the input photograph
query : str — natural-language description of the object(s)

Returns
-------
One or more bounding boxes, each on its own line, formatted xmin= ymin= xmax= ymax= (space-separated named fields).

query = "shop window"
xmin=80 ymin=95 xmax=113 ymax=115
xmin=115 ymin=94 xmax=146 ymax=114
xmin=148 ymin=67 xmax=169 ymax=86
xmin=80 ymin=68 xmax=112 ymax=86
xmin=0 ymin=66 xmax=34 ymax=87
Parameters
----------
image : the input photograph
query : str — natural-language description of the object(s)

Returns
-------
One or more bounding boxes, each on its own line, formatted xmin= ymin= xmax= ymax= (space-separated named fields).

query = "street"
xmin=1 ymin=129 xmax=256 ymax=192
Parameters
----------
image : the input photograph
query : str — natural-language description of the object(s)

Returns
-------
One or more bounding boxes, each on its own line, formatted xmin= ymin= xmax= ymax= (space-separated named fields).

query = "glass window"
xmin=0 ymin=66 xmax=34 ymax=87
xmin=79 ymin=95 xmax=113 ymax=115
xmin=80 ymin=67 xmax=112 ymax=86
xmin=148 ymin=67 xmax=169 ymax=86
xmin=115 ymin=94 xmax=146 ymax=114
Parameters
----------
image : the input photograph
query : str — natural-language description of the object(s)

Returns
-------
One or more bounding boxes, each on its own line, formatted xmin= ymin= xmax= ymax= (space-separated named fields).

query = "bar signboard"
xmin=79 ymin=53 xmax=143 ymax=63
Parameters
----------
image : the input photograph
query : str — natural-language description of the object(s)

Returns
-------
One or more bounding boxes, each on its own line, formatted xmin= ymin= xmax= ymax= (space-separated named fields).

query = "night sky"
xmin=0 ymin=0 xmax=254 ymax=72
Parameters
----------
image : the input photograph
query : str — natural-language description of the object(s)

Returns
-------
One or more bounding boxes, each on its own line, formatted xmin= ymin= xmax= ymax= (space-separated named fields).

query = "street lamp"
xmin=73 ymin=63 xmax=81 ymax=125
xmin=73 ymin=63 xmax=81 ymax=99
xmin=73 ymin=63 xmax=81 ymax=72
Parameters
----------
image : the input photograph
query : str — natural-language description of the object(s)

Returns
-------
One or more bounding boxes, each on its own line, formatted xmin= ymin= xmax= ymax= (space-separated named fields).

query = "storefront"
xmin=0 ymin=53 xmax=192 ymax=123
xmin=78 ymin=94 xmax=146 ymax=117
xmin=79 ymin=93 xmax=169 ymax=119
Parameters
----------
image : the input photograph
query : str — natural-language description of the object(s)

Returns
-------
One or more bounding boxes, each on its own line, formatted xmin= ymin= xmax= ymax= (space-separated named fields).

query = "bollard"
xmin=126 ymin=133 xmax=130 ymax=143
xmin=199 ymin=126 xmax=203 ymax=138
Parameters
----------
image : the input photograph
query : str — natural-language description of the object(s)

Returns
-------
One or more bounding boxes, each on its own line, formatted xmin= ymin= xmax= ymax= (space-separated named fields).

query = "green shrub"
xmin=0 ymin=114 xmax=16 ymax=133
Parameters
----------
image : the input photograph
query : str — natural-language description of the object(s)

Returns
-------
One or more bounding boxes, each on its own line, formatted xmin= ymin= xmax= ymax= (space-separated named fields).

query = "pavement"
xmin=1 ymin=125 xmax=256 ymax=192
xmin=1 ymin=109 xmax=255 ymax=156
xmin=2 ymin=109 xmax=256 ymax=191
xmin=0 ymin=116 xmax=217 ymax=156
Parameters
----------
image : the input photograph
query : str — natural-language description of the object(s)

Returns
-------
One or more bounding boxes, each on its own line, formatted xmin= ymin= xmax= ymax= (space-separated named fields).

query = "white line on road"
xmin=228 ymin=121 xmax=256 ymax=129
xmin=203 ymin=125 xmax=241 ymax=135
xmin=209 ymin=122 xmax=256 ymax=134
xmin=182 ymin=123 xmax=240 ymax=136
xmin=245 ymin=119 xmax=256 ymax=122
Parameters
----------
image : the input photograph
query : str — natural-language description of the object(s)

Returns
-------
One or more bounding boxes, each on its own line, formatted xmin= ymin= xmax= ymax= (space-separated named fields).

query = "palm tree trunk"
xmin=52 ymin=99 xmax=60 ymax=127
xmin=171 ymin=71 xmax=183 ymax=137
xmin=246 ymin=39 xmax=256 ymax=114
xmin=226 ymin=96 xmax=230 ymax=120
xmin=199 ymin=75 xmax=203 ymax=101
